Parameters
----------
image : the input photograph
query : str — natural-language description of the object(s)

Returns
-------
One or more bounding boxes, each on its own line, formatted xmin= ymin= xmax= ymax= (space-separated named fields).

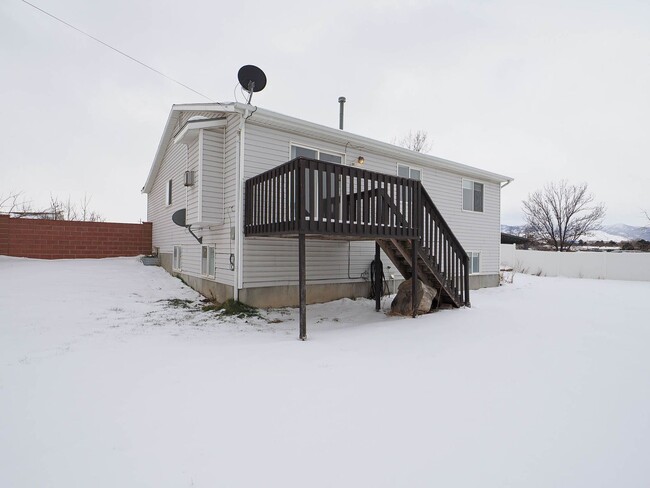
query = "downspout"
xmin=185 ymin=144 xmax=189 ymax=213
xmin=198 ymin=129 xmax=204 ymax=222
xmin=234 ymin=108 xmax=249 ymax=301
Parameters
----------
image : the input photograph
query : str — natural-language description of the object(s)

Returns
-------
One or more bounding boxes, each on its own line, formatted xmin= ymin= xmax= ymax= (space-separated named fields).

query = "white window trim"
xmin=468 ymin=251 xmax=481 ymax=275
xmin=289 ymin=142 xmax=345 ymax=163
xmin=165 ymin=179 xmax=173 ymax=206
xmin=461 ymin=178 xmax=484 ymax=213
xmin=396 ymin=163 xmax=422 ymax=180
xmin=173 ymin=245 xmax=182 ymax=271
xmin=201 ymin=244 xmax=215 ymax=278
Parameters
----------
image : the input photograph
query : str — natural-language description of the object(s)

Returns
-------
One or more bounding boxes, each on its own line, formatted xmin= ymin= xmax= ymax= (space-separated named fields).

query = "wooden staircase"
xmin=377 ymin=239 xmax=463 ymax=308
xmin=245 ymin=156 xmax=471 ymax=338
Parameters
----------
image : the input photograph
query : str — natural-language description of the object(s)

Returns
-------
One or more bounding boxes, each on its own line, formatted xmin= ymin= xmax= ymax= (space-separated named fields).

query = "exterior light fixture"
xmin=357 ymin=156 xmax=365 ymax=165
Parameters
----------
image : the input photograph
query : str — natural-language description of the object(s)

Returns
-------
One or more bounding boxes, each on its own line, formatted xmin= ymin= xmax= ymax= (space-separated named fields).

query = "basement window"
xmin=469 ymin=251 xmax=480 ymax=274
xmin=462 ymin=179 xmax=483 ymax=212
xmin=173 ymin=245 xmax=182 ymax=271
xmin=201 ymin=245 xmax=215 ymax=278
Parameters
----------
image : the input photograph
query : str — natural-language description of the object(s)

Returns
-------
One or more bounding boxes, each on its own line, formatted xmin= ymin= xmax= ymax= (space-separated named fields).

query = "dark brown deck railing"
xmin=245 ymin=157 xmax=420 ymax=239
xmin=418 ymin=189 xmax=470 ymax=306
xmin=244 ymin=157 xmax=470 ymax=306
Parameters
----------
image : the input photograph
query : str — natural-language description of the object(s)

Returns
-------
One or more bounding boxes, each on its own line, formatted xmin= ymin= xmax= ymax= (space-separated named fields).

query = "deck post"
xmin=299 ymin=232 xmax=307 ymax=340
xmin=375 ymin=242 xmax=381 ymax=311
xmin=463 ymin=254 xmax=471 ymax=307
xmin=411 ymin=238 xmax=418 ymax=318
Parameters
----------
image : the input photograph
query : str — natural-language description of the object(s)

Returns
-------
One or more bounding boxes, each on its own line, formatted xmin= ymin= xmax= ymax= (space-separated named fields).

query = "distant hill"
xmin=500 ymin=224 xmax=650 ymax=242
xmin=602 ymin=224 xmax=650 ymax=241
xmin=501 ymin=225 xmax=526 ymax=236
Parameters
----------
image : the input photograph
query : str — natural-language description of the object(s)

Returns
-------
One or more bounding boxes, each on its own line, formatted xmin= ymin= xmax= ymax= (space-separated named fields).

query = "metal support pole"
xmin=299 ymin=233 xmax=307 ymax=340
xmin=464 ymin=254 xmax=471 ymax=307
xmin=411 ymin=238 xmax=418 ymax=318
xmin=375 ymin=242 xmax=381 ymax=312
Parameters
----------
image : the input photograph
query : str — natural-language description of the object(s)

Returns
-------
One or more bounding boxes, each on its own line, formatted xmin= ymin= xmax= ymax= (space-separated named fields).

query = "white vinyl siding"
xmin=241 ymin=121 xmax=502 ymax=287
xmin=201 ymin=129 xmax=224 ymax=223
xmin=147 ymin=111 xmax=234 ymax=286
xmin=147 ymin=109 xmax=503 ymax=291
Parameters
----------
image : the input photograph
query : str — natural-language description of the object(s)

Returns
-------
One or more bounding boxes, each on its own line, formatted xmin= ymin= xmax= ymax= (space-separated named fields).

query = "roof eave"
xmin=243 ymin=106 xmax=513 ymax=183
xmin=142 ymin=103 xmax=237 ymax=194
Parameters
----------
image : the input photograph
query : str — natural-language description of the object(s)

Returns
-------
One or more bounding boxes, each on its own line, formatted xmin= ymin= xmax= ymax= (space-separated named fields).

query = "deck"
xmin=244 ymin=157 xmax=470 ymax=339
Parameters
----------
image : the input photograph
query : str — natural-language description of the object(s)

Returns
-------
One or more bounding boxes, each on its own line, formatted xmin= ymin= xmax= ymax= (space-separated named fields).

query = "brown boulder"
xmin=390 ymin=279 xmax=437 ymax=316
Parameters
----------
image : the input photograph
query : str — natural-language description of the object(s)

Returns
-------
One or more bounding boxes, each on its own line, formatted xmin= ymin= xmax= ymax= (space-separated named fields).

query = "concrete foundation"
xmin=159 ymin=253 xmax=234 ymax=303
xmin=239 ymin=281 xmax=371 ymax=308
xmin=157 ymin=252 xmax=499 ymax=307
xmin=469 ymin=274 xmax=499 ymax=289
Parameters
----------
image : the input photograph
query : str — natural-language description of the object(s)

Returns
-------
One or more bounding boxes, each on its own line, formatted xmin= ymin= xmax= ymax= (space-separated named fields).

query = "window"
xmin=462 ymin=180 xmax=483 ymax=212
xmin=469 ymin=251 xmax=480 ymax=274
xmin=201 ymin=245 xmax=215 ymax=277
xmin=173 ymin=245 xmax=182 ymax=271
xmin=166 ymin=179 xmax=173 ymax=206
xmin=291 ymin=145 xmax=343 ymax=218
xmin=397 ymin=164 xmax=421 ymax=180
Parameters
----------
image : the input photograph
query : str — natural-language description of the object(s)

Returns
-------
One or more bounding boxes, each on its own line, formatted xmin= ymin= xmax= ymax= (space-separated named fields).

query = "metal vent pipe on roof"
xmin=338 ymin=96 xmax=346 ymax=130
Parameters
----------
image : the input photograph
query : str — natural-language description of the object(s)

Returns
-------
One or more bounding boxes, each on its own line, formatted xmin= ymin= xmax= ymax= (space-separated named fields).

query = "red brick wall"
xmin=0 ymin=215 xmax=152 ymax=259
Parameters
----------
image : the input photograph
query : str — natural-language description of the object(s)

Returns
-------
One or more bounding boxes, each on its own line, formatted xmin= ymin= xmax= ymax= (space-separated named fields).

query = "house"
xmin=142 ymin=102 xmax=512 ymax=330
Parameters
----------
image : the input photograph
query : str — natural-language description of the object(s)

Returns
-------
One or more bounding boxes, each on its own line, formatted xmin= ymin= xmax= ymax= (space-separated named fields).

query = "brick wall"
xmin=0 ymin=215 xmax=152 ymax=259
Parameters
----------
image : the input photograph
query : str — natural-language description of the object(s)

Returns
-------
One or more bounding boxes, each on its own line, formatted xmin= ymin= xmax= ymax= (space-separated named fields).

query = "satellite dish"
xmin=171 ymin=208 xmax=202 ymax=244
xmin=238 ymin=65 xmax=267 ymax=104
xmin=172 ymin=208 xmax=186 ymax=227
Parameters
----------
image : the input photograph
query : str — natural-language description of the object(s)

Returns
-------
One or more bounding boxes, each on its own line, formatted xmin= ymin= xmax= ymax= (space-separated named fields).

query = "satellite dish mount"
xmin=238 ymin=65 xmax=267 ymax=104
xmin=171 ymin=208 xmax=203 ymax=244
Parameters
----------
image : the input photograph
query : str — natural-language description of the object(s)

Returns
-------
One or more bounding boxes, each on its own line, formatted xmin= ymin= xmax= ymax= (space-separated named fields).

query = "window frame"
xmin=201 ymin=244 xmax=215 ymax=278
xmin=165 ymin=179 xmax=173 ymax=206
xmin=173 ymin=245 xmax=182 ymax=271
xmin=462 ymin=179 xmax=484 ymax=213
xmin=468 ymin=251 xmax=481 ymax=275
xmin=396 ymin=163 xmax=422 ymax=181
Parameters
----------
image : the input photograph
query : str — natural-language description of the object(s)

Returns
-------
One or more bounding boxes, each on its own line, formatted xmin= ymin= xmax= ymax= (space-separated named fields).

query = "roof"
xmin=142 ymin=102 xmax=513 ymax=194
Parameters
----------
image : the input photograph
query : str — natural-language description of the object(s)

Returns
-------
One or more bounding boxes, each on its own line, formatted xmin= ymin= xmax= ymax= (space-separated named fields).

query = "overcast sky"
xmin=1 ymin=0 xmax=649 ymax=225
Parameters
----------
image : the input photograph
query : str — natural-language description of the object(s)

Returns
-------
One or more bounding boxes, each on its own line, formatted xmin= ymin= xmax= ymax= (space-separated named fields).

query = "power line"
xmin=21 ymin=0 xmax=214 ymax=101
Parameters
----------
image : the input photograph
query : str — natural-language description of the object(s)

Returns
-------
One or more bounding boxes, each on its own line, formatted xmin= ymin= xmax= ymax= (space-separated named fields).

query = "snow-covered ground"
xmin=2 ymin=257 xmax=650 ymax=487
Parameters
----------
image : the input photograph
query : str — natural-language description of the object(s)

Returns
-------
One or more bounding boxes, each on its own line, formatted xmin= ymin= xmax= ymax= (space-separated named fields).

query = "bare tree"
xmin=392 ymin=130 xmax=432 ymax=153
xmin=1 ymin=191 xmax=104 ymax=221
xmin=0 ymin=191 xmax=23 ymax=214
xmin=79 ymin=194 xmax=104 ymax=222
xmin=523 ymin=180 xmax=606 ymax=251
